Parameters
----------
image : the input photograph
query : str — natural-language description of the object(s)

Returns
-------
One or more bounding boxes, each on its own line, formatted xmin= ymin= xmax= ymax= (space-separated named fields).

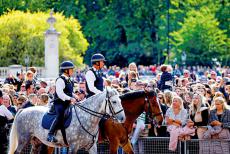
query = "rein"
xmin=144 ymin=93 xmax=163 ymax=124
xmin=73 ymin=92 xmax=123 ymax=149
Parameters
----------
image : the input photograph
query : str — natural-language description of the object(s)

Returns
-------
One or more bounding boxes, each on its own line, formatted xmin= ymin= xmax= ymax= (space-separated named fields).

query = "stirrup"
xmin=47 ymin=135 xmax=58 ymax=143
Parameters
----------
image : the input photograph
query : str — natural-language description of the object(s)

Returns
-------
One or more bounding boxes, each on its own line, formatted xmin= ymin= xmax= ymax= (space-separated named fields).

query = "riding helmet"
xmin=91 ymin=53 xmax=106 ymax=63
xmin=60 ymin=61 xmax=75 ymax=70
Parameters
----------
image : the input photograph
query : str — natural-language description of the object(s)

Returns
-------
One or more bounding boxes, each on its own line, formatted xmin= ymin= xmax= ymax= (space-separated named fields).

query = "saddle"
xmin=41 ymin=105 xmax=72 ymax=129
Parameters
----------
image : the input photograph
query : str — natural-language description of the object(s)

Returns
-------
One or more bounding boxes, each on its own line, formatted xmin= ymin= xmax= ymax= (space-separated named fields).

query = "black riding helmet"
xmin=60 ymin=61 xmax=74 ymax=74
xmin=91 ymin=53 xmax=106 ymax=65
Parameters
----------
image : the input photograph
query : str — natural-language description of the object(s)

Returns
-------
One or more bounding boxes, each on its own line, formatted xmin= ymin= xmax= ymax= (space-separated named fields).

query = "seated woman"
xmin=165 ymin=96 xmax=195 ymax=151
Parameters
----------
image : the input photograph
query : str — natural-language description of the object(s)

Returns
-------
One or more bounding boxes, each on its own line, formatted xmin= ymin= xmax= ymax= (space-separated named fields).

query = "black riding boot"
xmin=61 ymin=127 xmax=69 ymax=147
xmin=47 ymin=119 xmax=58 ymax=143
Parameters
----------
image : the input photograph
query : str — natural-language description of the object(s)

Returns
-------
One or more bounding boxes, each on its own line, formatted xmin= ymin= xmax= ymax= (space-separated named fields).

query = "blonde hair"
xmin=26 ymin=70 xmax=34 ymax=80
xmin=128 ymin=62 xmax=138 ymax=72
xmin=171 ymin=96 xmax=184 ymax=110
xmin=164 ymin=90 xmax=173 ymax=107
xmin=39 ymin=94 xmax=49 ymax=105
xmin=213 ymin=92 xmax=225 ymax=100
xmin=211 ymin=97 xmax=230 ymax=110
xmin=190 ymin=93 xmax=203 ymax=115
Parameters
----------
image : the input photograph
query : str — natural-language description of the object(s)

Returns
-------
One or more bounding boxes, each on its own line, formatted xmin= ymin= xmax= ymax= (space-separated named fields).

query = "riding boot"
xmin=61 ymin=127 xmax=69 ymax=147
xmin=47 ymin=119 xmax=58 ymax=143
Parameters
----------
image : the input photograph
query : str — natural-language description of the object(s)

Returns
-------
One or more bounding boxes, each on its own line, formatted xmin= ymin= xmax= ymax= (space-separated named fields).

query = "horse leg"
xmin=122 ymin=140 xmax=134 ymax=154
xmin=47 ymin=146 xmax=55 ymax=154
xmin=14 ymin=135 xmax=31 ymax=154
xmin=109 ymin=140 xmax=119 ymax=154
xmin=88 ymin=143 xmax=97 ymax=154
xmin=30 ymin=137 xmax=42 ymax=154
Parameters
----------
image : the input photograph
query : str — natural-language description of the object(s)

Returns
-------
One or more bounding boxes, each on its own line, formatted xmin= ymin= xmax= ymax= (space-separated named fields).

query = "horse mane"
xmin=80 ymin=91 xmax=106 ymax=108
xmin=119 ymin=89 xmax=156 ymax=100
xmin=78 ymin=88 xmax=118 ymax=108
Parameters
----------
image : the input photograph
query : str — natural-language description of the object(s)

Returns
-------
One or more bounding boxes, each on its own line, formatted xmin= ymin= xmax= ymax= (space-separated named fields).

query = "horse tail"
xmin=8 ymin=109 xmax=23 ymax=154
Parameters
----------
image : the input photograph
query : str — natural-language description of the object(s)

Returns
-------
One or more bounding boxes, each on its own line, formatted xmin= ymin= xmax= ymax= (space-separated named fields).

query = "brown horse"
xmin=99 ymin=89 xmax=164 ymax=154
xmin=45 ymin=89 xmax=163 ymax=154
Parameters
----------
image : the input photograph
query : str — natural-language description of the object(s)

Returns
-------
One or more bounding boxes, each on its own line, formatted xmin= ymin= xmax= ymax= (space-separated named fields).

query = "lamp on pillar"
xmin=181 ymin=51 xmax=187 ymax=66
xmin=24 ymin=55 xmax=30 ymax=71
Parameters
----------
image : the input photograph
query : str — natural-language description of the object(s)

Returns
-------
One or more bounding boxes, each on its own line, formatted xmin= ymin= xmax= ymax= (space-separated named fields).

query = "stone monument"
xmin=44 ymin=10 xmax=60 ymax=78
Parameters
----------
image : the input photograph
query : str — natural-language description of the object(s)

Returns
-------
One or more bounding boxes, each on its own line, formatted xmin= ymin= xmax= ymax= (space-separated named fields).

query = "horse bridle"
xmin=104 ymin=91 xmax=124 ymax=118
xmin=144 ymin=93 xmax=163 ymax=123
xmin=73 ymin=91 xmax=123 ymax=149
xmin=74 ymin=91 xmax=123 ymax=118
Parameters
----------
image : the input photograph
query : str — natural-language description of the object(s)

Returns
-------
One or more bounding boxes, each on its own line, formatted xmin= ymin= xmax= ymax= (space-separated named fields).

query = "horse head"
xmin=104 ymin=87 xmax=126 ymax=123
xmin=144 ymin=89 xmax=164 ymax=126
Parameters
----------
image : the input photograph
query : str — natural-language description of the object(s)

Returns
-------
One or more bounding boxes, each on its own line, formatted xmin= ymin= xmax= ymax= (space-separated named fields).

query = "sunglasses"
xmin=159 ymin=97 xmax=163 ymax=99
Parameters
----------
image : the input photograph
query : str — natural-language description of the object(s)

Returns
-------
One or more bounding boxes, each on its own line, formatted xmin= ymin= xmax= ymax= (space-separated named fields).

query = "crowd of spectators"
xmin=0 ymin=64 xmax=230 ymax=153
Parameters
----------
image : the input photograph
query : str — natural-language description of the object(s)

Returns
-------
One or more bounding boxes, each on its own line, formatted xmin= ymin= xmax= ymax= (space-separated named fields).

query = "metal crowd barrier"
xmin=8 ymin=137 xmax=230 ymax=154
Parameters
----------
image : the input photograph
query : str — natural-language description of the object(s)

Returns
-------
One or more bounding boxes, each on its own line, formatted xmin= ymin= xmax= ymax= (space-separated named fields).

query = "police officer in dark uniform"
xmin=85 ymin=53 xmax=106 ymax=98
xmin=47 ymin=61 xmax=77 ymax=144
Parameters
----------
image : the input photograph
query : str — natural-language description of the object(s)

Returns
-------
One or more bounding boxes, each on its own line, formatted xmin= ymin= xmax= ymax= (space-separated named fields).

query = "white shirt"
xmin=85 ymin=67 xmax=103 ymax=94
xmin=0 ymin=105 xmax=14 ymax=120
xmin=55 ymin=75 xmax=77 ymax=101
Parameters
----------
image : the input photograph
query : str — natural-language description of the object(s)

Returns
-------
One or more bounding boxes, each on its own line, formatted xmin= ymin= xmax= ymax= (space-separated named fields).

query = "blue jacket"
xmin=209 ymin=109 xmax=230 ymax=128
xmin=158 ymin=72 xmax=173 ymax=91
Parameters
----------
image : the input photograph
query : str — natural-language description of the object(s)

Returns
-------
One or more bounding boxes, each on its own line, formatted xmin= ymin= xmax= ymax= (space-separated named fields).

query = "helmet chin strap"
xmin=63 ymin=69 xmax=70 ymax=77
xmin=94 ymin=62 xmax=101 ymax=70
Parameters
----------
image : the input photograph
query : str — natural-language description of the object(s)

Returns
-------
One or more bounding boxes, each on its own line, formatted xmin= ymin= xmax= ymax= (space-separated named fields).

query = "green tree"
xmin=0 ymin=10 xmax=89 ymax=66
xmin=0 ymin=0 xmax=229 ymax=66
xmin=170 ymin=7 xmax=229 ymax=66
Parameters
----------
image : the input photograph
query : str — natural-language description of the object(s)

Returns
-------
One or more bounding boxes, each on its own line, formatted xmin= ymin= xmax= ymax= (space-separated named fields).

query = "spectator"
xmin=183 ymin=70 xmax=190 ymax=80
xmin=181 ymin=91 xmax=192 ymax=111
xmin=0 ymin=90 xmax=14 ymax=153
xmin=38 ymin=93 xmax=49 ymax=106
xmin=29 ymin=67 xmax=38 ymax=83
xmin=2 ymin=94 xmax=17 ymax=117
xmin=210 ymin=71 xmax=217 ymax=81
xmin=164 ymin=90 xmax=174 ymax=108
xmin=75 ymin=89 xmax=86 ymax=101
xmin=37 ymin=88 xmax=46 ymax=96
xmin=25 ymin=81 xmax=35 ymax=96
xmin=157 ymin=92 xmax=169 ymax=137
xmin=129 ymin=79 xmax=137 ymax=90
xmin=40 ymin=80 xmax=48 ymax=89
xmin=127 ymin=71 xmax=138 ymax=87
xmin=189 ymin=93 xmax=209 ymax=142
xmin=165 ymin=96 xmax=195 ymax=151
xmin=78 ymin=81 xmax=86 ymax=93
xmin=21 ymin=93 xmax=36 ymax=109
xmin=207 ymin=97 xmax=230 ymax=154
xmin=126 ymin=62 xmax=139 ymax=82
xmin=4 ymin=73 xmax=17 ymax=85
xmin=159 ymin=65 xmax=173 ymax=91
xmin=25 ymin=70 xmax=35 ymax=85
xmin=17 ymin=95 xmax=27 ymax=110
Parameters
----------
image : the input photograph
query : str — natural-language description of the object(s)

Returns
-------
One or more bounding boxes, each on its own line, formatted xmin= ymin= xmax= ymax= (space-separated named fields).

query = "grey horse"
xmin=8 ymin=87 xmax=125 ymax=154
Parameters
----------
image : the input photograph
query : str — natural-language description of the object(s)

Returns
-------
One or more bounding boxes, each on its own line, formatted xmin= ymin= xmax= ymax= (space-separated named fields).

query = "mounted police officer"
xmin=47 ymin=61 xmax=77 ymax=144
xmin=85 ymin=53 xmax=106 ymax=98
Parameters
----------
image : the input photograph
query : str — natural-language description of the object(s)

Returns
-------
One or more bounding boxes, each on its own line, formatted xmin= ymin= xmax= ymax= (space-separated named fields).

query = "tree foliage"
xmin=170 ymin=7 xmax=229 ymax=66
xmin=0 ymin=0 xmax=229 ymax=66
xmin=0 ymin=10 xmax=88 ymax=66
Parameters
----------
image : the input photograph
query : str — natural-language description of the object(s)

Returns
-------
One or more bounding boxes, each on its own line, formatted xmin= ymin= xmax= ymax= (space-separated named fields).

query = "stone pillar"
xmin=44 ymin=10 xmax=61 ymax=78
